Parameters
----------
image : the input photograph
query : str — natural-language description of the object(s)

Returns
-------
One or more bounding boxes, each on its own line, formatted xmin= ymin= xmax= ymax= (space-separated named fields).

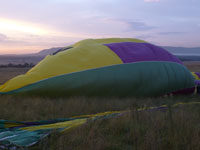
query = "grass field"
xmin=0 ymin=62 xmax=200 ymax=150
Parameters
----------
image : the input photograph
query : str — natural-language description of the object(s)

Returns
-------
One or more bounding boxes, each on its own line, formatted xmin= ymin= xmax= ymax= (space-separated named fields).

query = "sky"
xmin=0 ymin=0 xmax=200 ymax=54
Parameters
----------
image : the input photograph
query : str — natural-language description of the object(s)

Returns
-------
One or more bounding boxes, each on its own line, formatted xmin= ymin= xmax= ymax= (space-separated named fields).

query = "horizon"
xmin=0 ymin=0 xmax=200 ymax=54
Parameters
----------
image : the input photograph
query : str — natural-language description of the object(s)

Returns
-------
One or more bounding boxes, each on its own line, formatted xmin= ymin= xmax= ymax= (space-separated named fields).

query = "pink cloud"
xmin=144 ymin=0 xmax=160 ymax=2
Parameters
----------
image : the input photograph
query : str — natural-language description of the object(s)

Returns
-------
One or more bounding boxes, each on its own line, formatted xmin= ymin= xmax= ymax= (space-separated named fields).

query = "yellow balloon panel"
xmin=0 ymin=42 xmax=122 ymax=92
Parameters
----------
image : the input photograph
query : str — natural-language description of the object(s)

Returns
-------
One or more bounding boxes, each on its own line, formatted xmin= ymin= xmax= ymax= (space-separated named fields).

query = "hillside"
xmin=0 ymin=47 xmax=63 ymax=65
xmin=162 ymin=46 xmax=200 ymax=55
xmin=34 ymin=47 xmax=63 ymax=56
xmin=162 ymin=46 xmax=200 ymax=61
xmin=0 ymin=46 xmax=200 ymax=65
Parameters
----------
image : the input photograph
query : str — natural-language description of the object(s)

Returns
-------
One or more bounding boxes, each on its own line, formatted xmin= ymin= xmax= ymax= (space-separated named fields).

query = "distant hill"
xmin=0 ymin=47 xmax=63 ymax=65
xmin=0 ymin=47 xmax=65 ymax=65
xmin=162 ymin=46 xmax=200 ymax=55
xmin=35 ymin=46 xmax=200 ymax=56
xmin=162 ymin=46 xmax=200 ymax=61
xmin=176 ymin=55 xmax=200 ymax=61
xmin=0 ymin=45 xmax=200 ymax=65
xmin=0 ymin=55 xmax=44 ymax=65
xmin=34 ymin=47 xmax=63 ymax=56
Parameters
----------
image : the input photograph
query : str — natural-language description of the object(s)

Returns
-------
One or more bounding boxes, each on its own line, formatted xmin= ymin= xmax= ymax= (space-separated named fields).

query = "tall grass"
xmin=0 ymin=95 xmax=199 ymax=121
xmin=0 ymin=64 xmax=200 ymax=149
xmin=30 ymin=101 xmax=200 ymax=150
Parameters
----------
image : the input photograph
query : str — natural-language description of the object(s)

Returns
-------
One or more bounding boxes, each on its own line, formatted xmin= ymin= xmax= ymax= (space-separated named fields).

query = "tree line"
xmin=0 ymin=62 xmax=35 ymax=68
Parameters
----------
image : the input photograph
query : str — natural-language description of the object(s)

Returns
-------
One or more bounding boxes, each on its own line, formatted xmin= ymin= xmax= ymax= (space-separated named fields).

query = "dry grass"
xmin=184 ymin=61 xmax=200 ymax=72
xmin=0 ymin=67 xmax=30 ymax=84
xmin=0 ymin=95 xmax=198 ymax=121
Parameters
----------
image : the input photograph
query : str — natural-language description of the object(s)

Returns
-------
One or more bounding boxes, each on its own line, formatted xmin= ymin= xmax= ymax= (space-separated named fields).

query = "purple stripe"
xmin=195 ymin=72 xmax=200 ymax=78
xmin=195 ymin=80 xmax=200 ymax=85
xmin=105 ymin=42 xmax=182 ymax=64
xmin=172 ymin=87 xmax=195 ymax=95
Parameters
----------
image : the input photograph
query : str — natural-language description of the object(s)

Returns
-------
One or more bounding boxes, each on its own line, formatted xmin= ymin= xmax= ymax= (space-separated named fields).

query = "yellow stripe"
xmin=4 ymin=122 xmax=25 ymax=128
xmin=191 ymin=72 xmax=200 ymax=80
xmin=21 ymin=118 xmax=87 ymax=131
xmin=21 ymin=101 xmax=200 ymax=131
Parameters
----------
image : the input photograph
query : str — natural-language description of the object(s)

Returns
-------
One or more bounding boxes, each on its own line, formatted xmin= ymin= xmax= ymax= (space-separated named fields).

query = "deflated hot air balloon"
xmin=0 ymin=38 xmax=196 ymax=97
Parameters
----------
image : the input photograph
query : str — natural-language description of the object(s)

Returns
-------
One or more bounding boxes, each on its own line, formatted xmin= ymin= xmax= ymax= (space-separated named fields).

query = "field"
xmin=0 ymin=62 xmax=200 ymax=150
xmin=0 ymin=55 xmax=43 ymax=65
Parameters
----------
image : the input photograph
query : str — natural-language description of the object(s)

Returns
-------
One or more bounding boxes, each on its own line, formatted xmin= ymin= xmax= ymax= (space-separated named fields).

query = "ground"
xmin=0 ymin=62 xmax=200 ymax=150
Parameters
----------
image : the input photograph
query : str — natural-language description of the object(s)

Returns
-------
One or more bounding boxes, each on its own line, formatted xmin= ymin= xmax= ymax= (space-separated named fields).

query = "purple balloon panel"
xmin=105 ymin=42 xmax=182 ymax=64
xmin=172 ymin=87 xmax=195 ymax=95
xmin=195 ymin=72 xmax=200 ymax=78
xmin=195 ymin=80 xmax=200 ymax=85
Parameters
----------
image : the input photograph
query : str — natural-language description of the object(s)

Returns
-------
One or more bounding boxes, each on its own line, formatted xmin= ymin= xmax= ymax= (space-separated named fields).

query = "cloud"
xmin=135 ymin=35 xmax=153 ymax=40
xmin=158 ymin=31 xmax=185 ymax=35
xmin=101 ymin=18 xmax=156 ymax=32
xmin=125 ymin=21 xmax=156 ymax=31
xmin=0 ymin=33 xmax=7 ymax=41
xmin=144 ymin=0 xmax=160 ymax=2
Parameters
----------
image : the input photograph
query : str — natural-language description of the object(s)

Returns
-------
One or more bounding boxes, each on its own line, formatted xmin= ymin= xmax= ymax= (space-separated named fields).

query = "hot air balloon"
xmin=0 ymin=38 xmax=195 ymax=97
